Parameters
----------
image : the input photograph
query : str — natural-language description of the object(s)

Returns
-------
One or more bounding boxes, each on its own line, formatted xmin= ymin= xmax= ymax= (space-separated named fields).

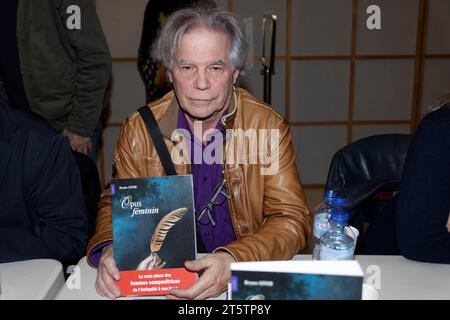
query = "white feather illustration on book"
xmin=137 ymin=207 xmax=188 ymax=270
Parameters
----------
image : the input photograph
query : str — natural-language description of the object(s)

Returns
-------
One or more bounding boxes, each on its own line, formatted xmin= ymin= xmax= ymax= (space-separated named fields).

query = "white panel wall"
xmin=353 ymin=60 xmax=414 ymax=120
xmin=356 ymin=0 xmax=419 ymax=55
xmin=239 ymin=61 xmax=286 ymax=116
xmin=292 ymin=126 xmax=347 ymax=185
xmin=108 ymin=62 xmax=147 ymax=123
xmin=96 ymin=0 xmax=147 ymax=57
xmin=292 ymin=0 xmax=353 ymax=56
xmin=426 ymin=0 xmax=450 ymax=54
xmin=290 ymin=60 xmax=350 ymax=121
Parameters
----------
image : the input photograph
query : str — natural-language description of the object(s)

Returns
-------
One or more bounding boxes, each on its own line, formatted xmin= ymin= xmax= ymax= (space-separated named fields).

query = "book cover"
xmin=111 ymin=175 xmax=197 ymax=297
xmin=230 ymin=260 xmax=364 ymax=300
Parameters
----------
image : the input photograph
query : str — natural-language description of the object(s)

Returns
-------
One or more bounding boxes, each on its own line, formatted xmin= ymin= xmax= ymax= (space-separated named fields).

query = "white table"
xmin=0 ymin=259 xmax=65 ymax=300
xmin=55 ymin=255 xmax=450 ymax=300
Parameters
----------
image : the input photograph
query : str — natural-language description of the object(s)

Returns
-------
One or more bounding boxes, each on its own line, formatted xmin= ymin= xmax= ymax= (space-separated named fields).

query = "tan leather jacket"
xmin=87 ymin=88 xmax=310 ymax=266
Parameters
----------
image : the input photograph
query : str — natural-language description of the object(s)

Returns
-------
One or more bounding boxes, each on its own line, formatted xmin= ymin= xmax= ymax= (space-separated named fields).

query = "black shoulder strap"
xmin=138 ymin=106 xmax=177 ymax=176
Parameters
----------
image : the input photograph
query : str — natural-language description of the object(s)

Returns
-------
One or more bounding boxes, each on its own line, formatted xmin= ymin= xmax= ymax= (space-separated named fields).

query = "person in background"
xmin=138 ymin=0 xmax=216 ymax=103
xmin=395 ymin=94 xmax=450 ymax=264
xmin=0 ymin=99 xmax=89 ymax=265
xmin=88 ymin=7 xmax=310 ymax=300
xmin=0 ymin=0 xmax=111 ymax=160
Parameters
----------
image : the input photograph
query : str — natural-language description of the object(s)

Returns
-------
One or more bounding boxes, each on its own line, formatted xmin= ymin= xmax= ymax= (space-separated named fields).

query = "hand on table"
xmin=167 ymin=252 xmax=236 ymax=300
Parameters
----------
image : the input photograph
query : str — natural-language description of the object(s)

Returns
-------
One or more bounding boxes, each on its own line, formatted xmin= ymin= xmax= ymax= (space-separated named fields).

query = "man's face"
xmin=169 ymin=27 xmax=239 ymax=121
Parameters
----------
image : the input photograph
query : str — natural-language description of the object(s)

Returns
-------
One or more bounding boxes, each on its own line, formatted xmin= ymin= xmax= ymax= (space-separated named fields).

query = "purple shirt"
xmin=177 ymin=110 xmax=236 ymax=253
xmin=89 ymin=241 xmax=112 ymax=267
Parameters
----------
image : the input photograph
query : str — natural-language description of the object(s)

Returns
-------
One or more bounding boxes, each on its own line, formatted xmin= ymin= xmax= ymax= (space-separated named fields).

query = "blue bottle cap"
xmin=330 ymin=211 xmax=349 ymax=223
xmin=323 ymin=189 xmax=336 ymax=202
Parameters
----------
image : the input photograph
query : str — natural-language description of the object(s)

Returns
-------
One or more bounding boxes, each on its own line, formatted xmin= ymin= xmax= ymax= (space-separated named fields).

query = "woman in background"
xmin=395 ymin=94 xmax=450 ymax=264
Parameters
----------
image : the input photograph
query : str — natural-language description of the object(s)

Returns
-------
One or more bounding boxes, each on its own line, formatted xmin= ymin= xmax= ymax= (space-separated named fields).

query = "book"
xmin=111 ymin=175 xmax=197 ymax=297
xmin=229 ymin=260 xmax=364 ymax=300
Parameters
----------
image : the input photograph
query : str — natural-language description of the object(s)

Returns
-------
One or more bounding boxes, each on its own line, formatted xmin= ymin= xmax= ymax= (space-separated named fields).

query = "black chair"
xmin=324 ymin=134 xmax=412 ymax=254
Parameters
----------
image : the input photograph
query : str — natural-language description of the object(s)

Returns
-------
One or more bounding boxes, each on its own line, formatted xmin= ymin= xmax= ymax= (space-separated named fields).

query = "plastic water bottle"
xmin=319 ymin=211 xmax=355 ymax=260
xmin=312 ymin=190 xmax=337 ymax=260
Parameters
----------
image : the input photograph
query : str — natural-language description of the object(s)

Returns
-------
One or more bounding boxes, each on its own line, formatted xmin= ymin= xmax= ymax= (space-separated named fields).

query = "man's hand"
xmin=167 ymin=252 xmax=236 ymax=300
xmin=62 ymin=128 xmax=92 ymax=155
xmin=95 ymin=244 xmax=121 ymax=299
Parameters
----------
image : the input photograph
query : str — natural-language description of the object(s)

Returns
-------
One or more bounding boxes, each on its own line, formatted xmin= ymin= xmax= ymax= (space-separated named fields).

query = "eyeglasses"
xmin=196 ymin=172 xmax=231 ymax=227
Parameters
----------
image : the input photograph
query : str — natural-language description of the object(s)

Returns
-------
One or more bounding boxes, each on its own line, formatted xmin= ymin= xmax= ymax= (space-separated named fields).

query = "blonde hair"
xmin=428 ymin=93 xmax=450 ymax=112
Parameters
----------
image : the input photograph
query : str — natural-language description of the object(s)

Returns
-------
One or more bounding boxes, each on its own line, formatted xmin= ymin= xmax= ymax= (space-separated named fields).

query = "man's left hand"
xmin=167 ymin=252 xmax=236 ymax=300
xmin=62 ymin=128 xmax=92 ymax=155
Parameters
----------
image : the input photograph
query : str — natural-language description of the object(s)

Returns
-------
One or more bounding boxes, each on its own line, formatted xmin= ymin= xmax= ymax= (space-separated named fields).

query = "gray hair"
xmin=152 ymin=7 xmax=247 ymax=72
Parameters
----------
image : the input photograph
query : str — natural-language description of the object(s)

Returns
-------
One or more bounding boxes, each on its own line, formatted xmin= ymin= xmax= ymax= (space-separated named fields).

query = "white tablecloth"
xmin=0 ymin=259 xmax=65 ymax=300
xmin=56 ymin=254 xmax=450 ymax=300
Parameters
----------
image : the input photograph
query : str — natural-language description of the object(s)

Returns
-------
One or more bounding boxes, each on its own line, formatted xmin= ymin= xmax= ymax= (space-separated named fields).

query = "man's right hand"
xmin=62 ymin=128 xmax=92 ymax=155
xmin=95 ymin=244 xmax=121 ymax=299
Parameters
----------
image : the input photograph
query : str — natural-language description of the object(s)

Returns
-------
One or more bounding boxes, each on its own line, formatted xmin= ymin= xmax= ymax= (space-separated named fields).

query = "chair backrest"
xmin=324 ymin=134 xmax=412 ymax=254
xmin=326 ymin=134 xmax=412 ymax=191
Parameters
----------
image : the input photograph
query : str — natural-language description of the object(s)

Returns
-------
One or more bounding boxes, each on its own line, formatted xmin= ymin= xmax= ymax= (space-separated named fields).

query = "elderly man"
xmin=87 ymin=7 xmax=310 ymax=300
